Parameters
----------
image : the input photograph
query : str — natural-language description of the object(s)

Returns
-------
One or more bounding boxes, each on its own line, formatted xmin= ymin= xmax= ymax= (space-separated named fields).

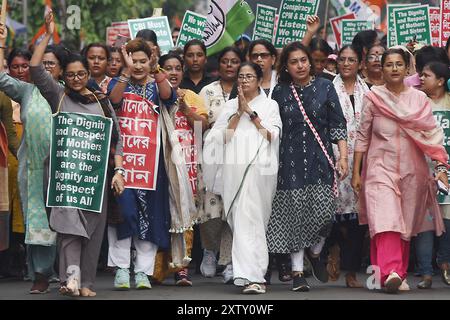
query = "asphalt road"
xmin=1 ymin=270 xmax=449 ymax=301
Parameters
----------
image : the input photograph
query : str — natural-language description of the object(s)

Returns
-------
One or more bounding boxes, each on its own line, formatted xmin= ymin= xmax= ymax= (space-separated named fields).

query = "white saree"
xmin=203 ymin=91 xmax=282 ymax=284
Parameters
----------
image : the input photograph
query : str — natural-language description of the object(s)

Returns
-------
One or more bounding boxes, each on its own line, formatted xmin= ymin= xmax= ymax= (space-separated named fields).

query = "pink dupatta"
xmin=366 ymin=86 xmax=449 ymax=166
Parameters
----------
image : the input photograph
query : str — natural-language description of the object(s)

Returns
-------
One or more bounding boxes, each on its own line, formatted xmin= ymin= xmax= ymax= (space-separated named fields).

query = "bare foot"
xmin=80 ymin=287 xmax=97 ymax=297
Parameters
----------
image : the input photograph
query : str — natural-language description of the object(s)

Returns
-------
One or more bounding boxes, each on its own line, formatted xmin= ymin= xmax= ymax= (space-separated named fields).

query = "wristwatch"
xmin=249 ymin=111 xmax=259 ymax=121
xmin=114 ymin=167 xmax=126 ymax=176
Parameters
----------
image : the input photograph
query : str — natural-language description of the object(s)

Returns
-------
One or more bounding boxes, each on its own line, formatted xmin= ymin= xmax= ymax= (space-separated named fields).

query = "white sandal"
xmin=242 ymin=283 xmax=266 ymax=294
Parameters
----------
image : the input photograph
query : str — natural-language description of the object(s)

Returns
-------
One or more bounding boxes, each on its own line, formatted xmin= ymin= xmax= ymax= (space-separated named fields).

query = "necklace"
xmin=219 ymin=80 xmax=229 ymax=102
xmin=131 ymin=76 xmax=149 ymax=99
xmin=294 ymin=76 xmax=315 ymax=89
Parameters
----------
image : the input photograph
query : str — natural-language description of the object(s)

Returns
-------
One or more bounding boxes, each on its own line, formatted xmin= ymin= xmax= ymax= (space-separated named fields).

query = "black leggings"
xmin=326 ymin=216 xmax=368 ymax=273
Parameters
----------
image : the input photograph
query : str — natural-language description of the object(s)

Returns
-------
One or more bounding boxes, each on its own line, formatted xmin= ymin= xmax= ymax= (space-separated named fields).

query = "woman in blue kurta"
xmin=108 ymin=38 xmax=195 ymax=290
xmin=266 ymin=42 xmax=348 ymax=292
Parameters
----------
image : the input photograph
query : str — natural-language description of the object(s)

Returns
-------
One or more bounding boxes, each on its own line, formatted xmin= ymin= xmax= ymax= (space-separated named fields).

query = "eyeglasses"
xmin=10 ymin=63 xmax=29 ymax=70
xmin=64 ymin=71 xmax=88 ymax=80
xmin=43 ymin=60 xmax=58 ymax=68
xmin=238 ymin=74 xmax=257 ymax=81
xmin=367 ymin=54 xmax=382 ymax=62
xmin=250 ymin=52 xmax=272 ymax=61
xmin=220 ymin=59 xmax=240 ymax=66
xmin=337 ymin=57 xmax=358 ymax=65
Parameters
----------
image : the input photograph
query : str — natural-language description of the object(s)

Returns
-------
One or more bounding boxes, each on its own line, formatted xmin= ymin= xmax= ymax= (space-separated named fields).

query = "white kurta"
xmin=332 ymin=75 xmax=369 ymax=215
xmin=203 ymin=91 xmax=282 ymax=284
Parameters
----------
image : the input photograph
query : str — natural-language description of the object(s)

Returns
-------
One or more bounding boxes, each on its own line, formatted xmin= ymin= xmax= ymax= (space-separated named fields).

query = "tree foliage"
xmin=9 ymin=0 xmax=195 ymax=49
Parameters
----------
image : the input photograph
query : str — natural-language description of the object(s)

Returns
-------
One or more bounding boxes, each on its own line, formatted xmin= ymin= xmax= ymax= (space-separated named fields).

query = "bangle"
xmin=0 ymin=46 xmax=7 ymax=49
xmin=155 ymin=73 xmax=167 ymax=84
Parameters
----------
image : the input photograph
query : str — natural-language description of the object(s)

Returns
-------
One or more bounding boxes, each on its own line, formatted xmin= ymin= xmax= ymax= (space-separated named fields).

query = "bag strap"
xmin=290 ymin=83 xmax=338 ymax=197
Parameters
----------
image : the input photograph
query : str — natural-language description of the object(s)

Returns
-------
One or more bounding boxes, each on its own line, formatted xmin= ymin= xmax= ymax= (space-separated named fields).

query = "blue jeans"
xmin=415 ymin=231 xmax=434 ymax=276
xmin=437 ymin=219 xmax=450 ymax=266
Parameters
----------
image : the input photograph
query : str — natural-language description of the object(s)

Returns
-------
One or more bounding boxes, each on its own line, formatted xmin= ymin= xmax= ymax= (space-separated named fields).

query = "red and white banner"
xmin=430 ymin=7 xmax=441 ymax=47
xmin=117 ymin=93 xmax=160 ymax=190
xmin=175 ymin=111 xmax=198 ymax=195
xmin=440 ymin=0 xmax=450 ymax=47
xmin=106 ymin=21 xmax=131 ymax=46
xmin=330 ymin=12 xmax=356 ymax=48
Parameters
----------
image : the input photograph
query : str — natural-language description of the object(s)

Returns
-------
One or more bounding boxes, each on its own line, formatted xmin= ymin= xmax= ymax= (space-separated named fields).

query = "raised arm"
xmin=301 ymin=15 xmax=321 ymax=47
xmin=30 ymin=10 xmax=54 ymax=67
xmin=108 ymin=46 xmax=131 ymax=105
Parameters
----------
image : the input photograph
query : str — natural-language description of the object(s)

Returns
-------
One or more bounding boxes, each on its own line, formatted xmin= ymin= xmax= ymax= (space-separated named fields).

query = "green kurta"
xmin=0 ymin=72 xmax=56 ymax=246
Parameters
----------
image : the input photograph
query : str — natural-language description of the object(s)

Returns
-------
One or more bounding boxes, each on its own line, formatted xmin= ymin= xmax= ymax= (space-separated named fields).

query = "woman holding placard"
xmin=29 ymin=11 xmax=124 ymax=297
xmin=108 ymin=37 xmax=196 ymax=291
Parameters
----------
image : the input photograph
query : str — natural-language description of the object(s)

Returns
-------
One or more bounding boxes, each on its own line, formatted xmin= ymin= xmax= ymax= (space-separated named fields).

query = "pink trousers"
xmin=370 ymin=232 xmax=410 ymax=285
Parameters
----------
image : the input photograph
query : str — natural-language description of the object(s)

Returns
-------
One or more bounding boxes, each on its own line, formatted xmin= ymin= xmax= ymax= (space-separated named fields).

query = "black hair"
xmin=7 ymin=48 xmax=32 ymax=67
xmin=159 ymin=52 xmax=184 ymax=68
xmin=237 ymin=61 xmax=263 ymax=81
xmin=82 ymin=42 xmax=110 ymax=60
xmin=352 ymin=30 xmax=378 ymax=54
xmin=381 ymin=48 xmax=410 ymax=69
xmin=183 ymin=39 xmax=207 ymax=56
xmin=415 ymin=46 xmax=449 ymax=73
xmin=309 ymin=38 xmax=333 ymax=57
xmin=248 ymin=39 xmax=278 ymax=59
xmin=338 ymin=45 xmax=363 ymax=62
xmin=44 ymin=44 xmax=70 ymax=66
xmin=423 ymin=61 xmax=450 ymax=92
xmin=365 ymin=44 xmax=386 ymax=61
xmin=107 ymin=46 xmax=120 ymax=55
xmin=62 ymin=53 xmax=89 ymax=72
xmin=136 ymin=29 xmax=158 ymax=46
xmin=277 ymin=42 xmax=315 ymax=84
xmin=217 ymin=46 xmax=244 ymax=64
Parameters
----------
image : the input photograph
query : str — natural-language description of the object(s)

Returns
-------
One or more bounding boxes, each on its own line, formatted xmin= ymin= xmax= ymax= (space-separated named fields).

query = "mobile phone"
xmin=114 ymin=34 xmax=129 ymax=48
xmin=437 ymin=179 xmax=449 ymax=195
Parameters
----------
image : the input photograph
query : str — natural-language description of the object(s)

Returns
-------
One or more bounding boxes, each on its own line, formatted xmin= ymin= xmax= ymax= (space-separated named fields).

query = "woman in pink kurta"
xmin=352 ymin=48 xmax=448 ymax=294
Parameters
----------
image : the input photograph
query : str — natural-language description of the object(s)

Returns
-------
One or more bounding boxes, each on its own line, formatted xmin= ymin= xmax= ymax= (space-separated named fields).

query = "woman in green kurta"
xmin=0 ymin=23 xmax=67 ymax=294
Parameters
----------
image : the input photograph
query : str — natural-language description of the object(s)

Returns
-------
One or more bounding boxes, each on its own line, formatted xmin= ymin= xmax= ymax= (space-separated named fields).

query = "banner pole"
xmin=324 ymin=0 xmax=330 ymax=39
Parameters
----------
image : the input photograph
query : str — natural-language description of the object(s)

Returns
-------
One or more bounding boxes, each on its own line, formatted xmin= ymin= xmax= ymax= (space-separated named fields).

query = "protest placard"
xmin=393 ymin=5 xmax=431 ymax=46
xmin=341 ymin=19 xmax=375 ymax=46
xmin=252 ymin=4 xmax=277 ymax=42
xmin=274 ymin=0 xmax=320 ymax=49
xmin=47 ymin=112 xmax=112 ymax=213
xmin=433 ymin=111 xmax=450 ymax=204
xmin=128 ymin=16 xmax=173 ymax=54
xmin=176 ymin=10 xmax=207 ymax=48
xmin=387 ymin=3 xmax=420 ymax=48
xmin=106 ymin=22 xmax=131 ymax=46
xmin=441 ymin=0 xmax=450 ymax=47
xmin=330 ymin=12 xmax=356 ymax=48
xmin=117 ymin=93 xmax=160 ymax=190
xmin=330 ymin=0 xmax=378 ymax=27
xmin=429 ymin=7 xmax=440 ymax=47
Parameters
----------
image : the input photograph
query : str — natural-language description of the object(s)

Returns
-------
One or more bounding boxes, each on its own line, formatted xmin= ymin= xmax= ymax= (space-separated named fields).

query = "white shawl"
xmin=202 ymin=90 xmax=282 ymax=216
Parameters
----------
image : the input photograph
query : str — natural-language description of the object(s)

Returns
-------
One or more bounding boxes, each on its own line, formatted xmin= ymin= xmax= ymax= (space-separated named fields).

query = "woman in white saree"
xmin=203 ymin=62 xmax=282 ymax=294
